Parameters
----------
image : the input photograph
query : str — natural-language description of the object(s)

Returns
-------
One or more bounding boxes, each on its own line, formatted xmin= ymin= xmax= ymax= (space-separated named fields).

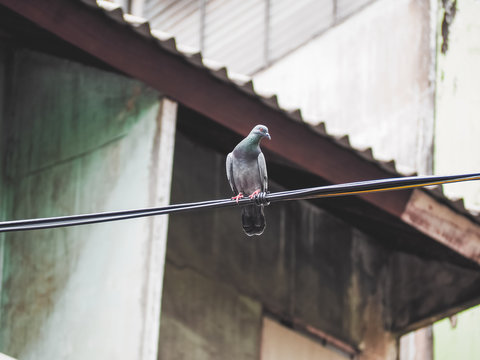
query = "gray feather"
xmin=226 ymin=153 xmax=238 ymax=195
xmin=242 ymin=205 xmax=265 ymax=236
xmin=257 ymin=152 xmax=268 ymax=191
xmin=226 ymin=125 xmax=270 ymax=236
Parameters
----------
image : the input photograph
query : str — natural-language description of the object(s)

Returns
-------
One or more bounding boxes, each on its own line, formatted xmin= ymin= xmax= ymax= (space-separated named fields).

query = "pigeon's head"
xmin=250 ymin=125 xmax=271 ymax=140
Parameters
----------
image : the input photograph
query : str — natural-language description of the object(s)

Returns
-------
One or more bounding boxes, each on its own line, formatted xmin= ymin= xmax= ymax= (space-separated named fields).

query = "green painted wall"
xmin=433 ymin=305 xmax=480 ymax=360
xmin=6 ymin=50 xmax=157 ymax=180
xmin=434 ymin=0 xmax=480 ymax=207
xmin=0 ymin=49 xmax=174 ymax=360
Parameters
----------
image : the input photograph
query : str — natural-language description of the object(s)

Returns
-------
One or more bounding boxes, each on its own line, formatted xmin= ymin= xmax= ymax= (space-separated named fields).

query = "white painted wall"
xmin=253 ymin=0 xmax=435 ymax=175
xmin=434 ymin=0 xmax=480 ymax=210
xmin=0 ymin=353 xmax=16 ymax=360
xmin=433 ymin=1 xmax=480 ymax=357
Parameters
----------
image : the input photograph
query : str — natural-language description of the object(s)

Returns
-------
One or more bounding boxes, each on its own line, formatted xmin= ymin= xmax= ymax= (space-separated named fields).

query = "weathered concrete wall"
xmin=158 ymin=131 xmax=398 ymax=359
xmin=0 ymin=50 xmax=176 ymax=360
xmin=253 ymin=0 xmax=435 ymax=175
xmin=388 ymin=251 xmax=480 ymax=332
xmin=159 ymin=263 xmax=262 ymax=360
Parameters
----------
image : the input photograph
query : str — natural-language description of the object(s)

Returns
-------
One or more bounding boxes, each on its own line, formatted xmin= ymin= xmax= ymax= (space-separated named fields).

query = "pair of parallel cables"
xmin=1 ymin=173 xmax=479 ymax=232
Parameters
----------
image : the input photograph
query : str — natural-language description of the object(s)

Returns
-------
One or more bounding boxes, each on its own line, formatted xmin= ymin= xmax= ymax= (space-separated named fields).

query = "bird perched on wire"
xmin=226 ymin=125 xmax=271 ymax=236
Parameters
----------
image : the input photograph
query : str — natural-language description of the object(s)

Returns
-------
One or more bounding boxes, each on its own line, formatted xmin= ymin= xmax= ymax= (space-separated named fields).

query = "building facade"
xmin=1 ymin=1 xmax=480 ymax=359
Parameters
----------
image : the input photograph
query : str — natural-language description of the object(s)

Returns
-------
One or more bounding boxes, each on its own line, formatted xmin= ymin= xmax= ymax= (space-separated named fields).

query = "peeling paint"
xmin=440 ymin=0 xmax=458 ymax=53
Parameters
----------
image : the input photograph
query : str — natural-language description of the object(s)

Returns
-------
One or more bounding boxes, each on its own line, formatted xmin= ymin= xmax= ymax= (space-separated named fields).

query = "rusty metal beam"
xmin=2 ymin=0 xmax=480 ymax=266
xmin=402 ymin=190 xmax=480 ymax=263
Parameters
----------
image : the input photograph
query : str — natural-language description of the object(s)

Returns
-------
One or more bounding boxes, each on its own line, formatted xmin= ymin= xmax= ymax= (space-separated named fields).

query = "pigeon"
xmin=226 ymin=125 xmax=271 ymax=236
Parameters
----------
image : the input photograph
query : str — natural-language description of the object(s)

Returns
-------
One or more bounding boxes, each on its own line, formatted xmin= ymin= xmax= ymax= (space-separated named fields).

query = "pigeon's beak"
xmin=266 ymin=132 xmax=271 ymax=140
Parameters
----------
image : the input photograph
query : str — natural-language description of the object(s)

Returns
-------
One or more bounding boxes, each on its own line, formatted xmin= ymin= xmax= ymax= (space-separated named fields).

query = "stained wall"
xmin=0 ymin=49 xmax=176 ymax=360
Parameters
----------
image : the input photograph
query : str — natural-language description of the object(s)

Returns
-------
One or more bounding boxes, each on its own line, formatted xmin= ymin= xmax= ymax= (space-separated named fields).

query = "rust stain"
xmin=1 ymin=236 xmax=75 ymax=355
xmin=126 ymin=84 xmax=143 ymax=112
xmin=402 ymin=190 xmax=480 ymax=263
xmin=357 ymin=285 xmax=397 ymax=360
xmin=304 ymin=324 xmax=358 ymax=356
xmin=115 ymin=84 xmax=144 ymax=125
xmin=407 ymin=207 xmax=464 ymax=248
xmin=273 ymin=315 xmax=359 ymax=357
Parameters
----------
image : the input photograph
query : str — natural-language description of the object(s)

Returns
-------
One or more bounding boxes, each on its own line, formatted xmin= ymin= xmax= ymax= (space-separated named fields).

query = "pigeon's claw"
xmin=248 ymin=189 xmax=261 ymax=199
xmin=232 ymin=193 xmax=244 ymax=203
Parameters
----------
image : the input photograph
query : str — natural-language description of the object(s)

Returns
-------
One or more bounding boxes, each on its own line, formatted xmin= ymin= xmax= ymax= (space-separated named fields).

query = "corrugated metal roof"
xmin=138 ymin=0 xmax=376 ymax=74
xmin=143 ymin=0 xmax=200 ymax=49
xmin=88 ymin=0 xmax=479 ymax=223
xmin=268 ymin=0 xmax=334 ymax=62
xmin=336 ymin=0 xmax=375 ymax=20
xmin=203 ymin=0 xmax=266 ymax=74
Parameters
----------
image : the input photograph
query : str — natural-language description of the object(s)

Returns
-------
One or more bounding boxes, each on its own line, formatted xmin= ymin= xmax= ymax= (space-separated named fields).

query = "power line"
xmin=1 ymin=173 xmax=480 ymax=232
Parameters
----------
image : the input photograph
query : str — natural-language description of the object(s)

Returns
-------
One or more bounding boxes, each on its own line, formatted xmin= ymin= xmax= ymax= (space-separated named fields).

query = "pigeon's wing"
xmin=257 ymin=152 xmax=268 ymax=192
xmin=226 ymin=152 xmax=238 ymax=194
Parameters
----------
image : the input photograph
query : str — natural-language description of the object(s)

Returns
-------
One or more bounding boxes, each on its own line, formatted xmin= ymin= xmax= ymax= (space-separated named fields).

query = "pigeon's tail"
xmin=241 ymin=204 xmax=266 ymax=236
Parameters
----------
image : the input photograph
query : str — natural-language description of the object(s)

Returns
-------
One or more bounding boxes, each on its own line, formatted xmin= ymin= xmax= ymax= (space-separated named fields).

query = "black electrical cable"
xmin=1 ymin=173 xmax=480 ymax=232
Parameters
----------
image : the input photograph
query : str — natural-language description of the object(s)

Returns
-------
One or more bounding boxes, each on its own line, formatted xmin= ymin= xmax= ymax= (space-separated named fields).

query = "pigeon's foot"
xmin=248 ymin=189 xmax=261 ymax=199
xmin=232 ymin=193 xmax=244 ymax=203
